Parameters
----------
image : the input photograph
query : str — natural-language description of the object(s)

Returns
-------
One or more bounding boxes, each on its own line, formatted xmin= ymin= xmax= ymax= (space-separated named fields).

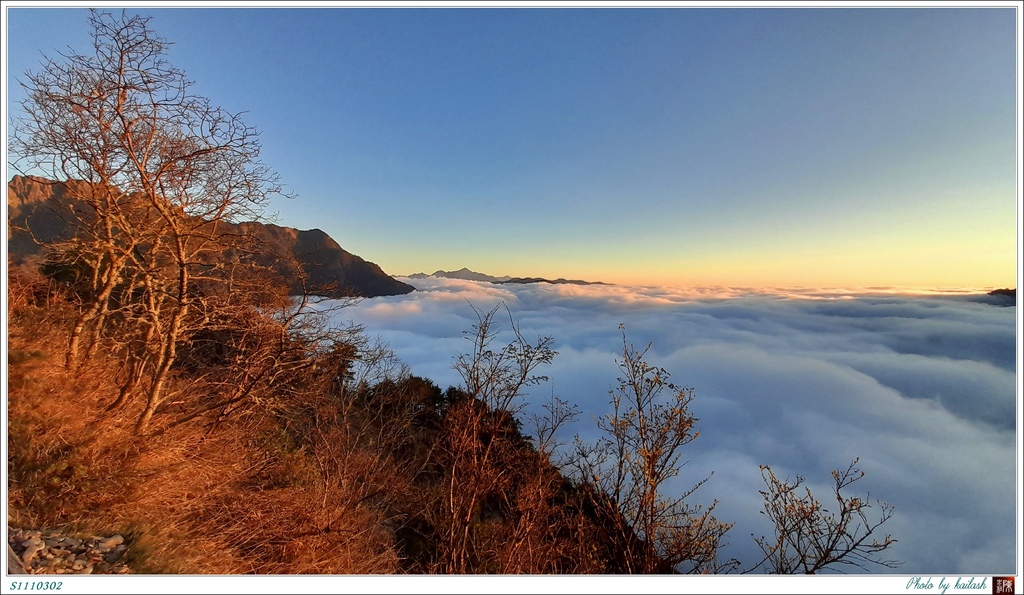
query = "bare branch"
xmin=750 ymin=459 xmax=900 ymax=574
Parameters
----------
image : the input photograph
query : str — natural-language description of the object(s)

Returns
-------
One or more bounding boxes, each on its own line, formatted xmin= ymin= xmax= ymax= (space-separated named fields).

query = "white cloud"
xmin=331 ymin=277 xmax=1019 ymax=574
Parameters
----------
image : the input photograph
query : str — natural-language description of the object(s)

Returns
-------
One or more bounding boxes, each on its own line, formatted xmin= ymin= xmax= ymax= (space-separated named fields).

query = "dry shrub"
xmin=196 ymin=483 xmax=400 ymax=574
xmin=7 ymin=271 xmax=406 ymax=573
xmin=6 ymin=260 xmax=70 ymax=350
xmin=7 ymin=326 xmax=139 ymax=529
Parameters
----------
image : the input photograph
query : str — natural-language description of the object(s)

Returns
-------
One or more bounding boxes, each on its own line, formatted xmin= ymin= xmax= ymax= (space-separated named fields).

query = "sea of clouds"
xmin=324 ymin=277 xmax=1018 ymax=575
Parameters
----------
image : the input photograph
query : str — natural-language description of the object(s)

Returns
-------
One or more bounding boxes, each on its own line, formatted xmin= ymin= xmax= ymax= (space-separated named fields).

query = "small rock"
xmin=96 ymin=535 xmax=123 ymax=549
xmin=21 ymin=543 xmax=44 ymax=565
xmin=20 ymin=537 xmax=43 ymax=549
xmin=8 ymin=526 xmax=132 ymax=575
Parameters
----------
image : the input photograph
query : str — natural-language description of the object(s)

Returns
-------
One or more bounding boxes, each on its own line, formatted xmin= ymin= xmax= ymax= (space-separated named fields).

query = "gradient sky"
xmin=4 ymin=4 xmax=1020 ymax=289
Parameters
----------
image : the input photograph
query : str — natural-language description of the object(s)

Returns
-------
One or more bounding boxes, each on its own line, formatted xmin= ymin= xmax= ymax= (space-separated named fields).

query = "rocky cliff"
xmin=6 ymin=176 xmax=414 ymax=299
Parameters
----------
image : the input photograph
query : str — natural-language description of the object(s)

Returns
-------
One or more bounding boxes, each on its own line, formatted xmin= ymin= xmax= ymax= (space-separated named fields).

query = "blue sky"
xmin=4 ymin=4 xmax=1020 ymax=288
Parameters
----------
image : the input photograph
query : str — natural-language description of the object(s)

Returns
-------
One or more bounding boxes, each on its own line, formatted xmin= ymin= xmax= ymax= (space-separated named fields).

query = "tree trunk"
xmin=135 ymin=278 xmax=187 ymax=433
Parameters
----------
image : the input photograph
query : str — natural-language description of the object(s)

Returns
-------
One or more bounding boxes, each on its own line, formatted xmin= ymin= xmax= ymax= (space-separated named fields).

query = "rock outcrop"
xmin=7 ymin=527 xmax=131 ymax=575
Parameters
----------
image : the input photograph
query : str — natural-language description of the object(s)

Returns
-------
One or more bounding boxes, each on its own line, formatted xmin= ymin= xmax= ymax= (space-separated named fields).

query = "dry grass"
xmin=6 ymin=266 xmax=403 ymax=574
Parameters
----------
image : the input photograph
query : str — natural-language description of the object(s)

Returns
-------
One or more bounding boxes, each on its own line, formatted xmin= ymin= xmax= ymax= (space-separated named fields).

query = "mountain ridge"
xmin=6 ymin=176 xmax=414 ymax=299
xmin=407 ymin=267 xmax=512 ymax=283
xmin=408 ymin=267 xmax=609 ymax=286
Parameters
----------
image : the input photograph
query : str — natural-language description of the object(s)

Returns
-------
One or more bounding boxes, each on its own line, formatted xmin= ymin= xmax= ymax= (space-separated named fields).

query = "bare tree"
xmin=9 ymin=10 xmax=287 ymax=431
xmin=569 ymin=327 xmax=735 ymax=574
xmin=432 ymin=303 xmax=556 ymax=573
xmin=750 ymin=458 xmax=899 ymax=574
xmin=495 ymin=392 xmax=582 ymax=573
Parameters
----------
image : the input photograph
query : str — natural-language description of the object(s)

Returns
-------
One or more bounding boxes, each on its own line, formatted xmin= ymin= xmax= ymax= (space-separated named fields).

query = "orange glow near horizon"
xmin=496 ymin=245 xmax=1019 ymax=292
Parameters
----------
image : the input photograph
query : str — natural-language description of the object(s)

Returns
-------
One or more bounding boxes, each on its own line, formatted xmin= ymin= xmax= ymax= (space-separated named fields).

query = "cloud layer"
xmin=330 ymin=278 xmax=1018 ymax=574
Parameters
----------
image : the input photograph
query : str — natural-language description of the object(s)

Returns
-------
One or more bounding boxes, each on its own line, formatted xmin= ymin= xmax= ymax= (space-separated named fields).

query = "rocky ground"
xmin=7 ymin=527 xmax=131 ymax=574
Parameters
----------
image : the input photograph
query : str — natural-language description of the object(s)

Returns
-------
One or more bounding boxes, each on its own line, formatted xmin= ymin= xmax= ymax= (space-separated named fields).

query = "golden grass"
xmin=6 ymin=268 xmax=403 ymax=574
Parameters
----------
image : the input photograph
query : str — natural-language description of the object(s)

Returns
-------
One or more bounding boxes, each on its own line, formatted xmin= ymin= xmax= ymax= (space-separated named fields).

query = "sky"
xmin=3 ymin=3 xmax=1020 ymax=289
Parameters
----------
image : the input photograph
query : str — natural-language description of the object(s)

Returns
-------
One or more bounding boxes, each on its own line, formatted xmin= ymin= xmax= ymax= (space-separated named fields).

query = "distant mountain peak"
xmin=407 ymin=267 xmax=608 ymax=286
xmin=496 ymin=276 xmax=609 ymax=286
xmin=407 ymin=268 xmax=512 ymax=283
